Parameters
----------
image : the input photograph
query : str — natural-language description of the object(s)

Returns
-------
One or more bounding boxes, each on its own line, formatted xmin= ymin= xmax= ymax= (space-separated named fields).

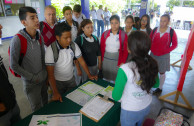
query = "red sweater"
xmin=150 ymin=27 xmax=178 ymax=56
xmin=100 ymin=30 xmax=128 ymax=66
xmin=41 ymin=21 xmax=56 ymax=47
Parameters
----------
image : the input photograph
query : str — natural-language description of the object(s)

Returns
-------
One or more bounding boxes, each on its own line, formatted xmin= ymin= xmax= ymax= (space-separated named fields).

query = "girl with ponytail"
xmin=112 ymin=31 xmax=158 ymax=126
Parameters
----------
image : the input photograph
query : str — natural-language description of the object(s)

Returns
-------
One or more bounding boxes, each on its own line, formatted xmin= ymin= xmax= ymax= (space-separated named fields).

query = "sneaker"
xmin=153 ymin=88 xmax=162 ymax=96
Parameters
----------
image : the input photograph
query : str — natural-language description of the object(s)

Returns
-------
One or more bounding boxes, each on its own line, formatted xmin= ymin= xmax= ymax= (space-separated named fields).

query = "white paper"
xmin=29 ymin=114 xmax=82 ymax=126
xmin=66 ymin=89 xmax=93 ymax=106
xmin=80 ymin=96 xmax=114 ymax=121
xmin=100 ymin=86 xmax=114 ymax=99
xmin=79 ymin=81 xmax=104 ymax=96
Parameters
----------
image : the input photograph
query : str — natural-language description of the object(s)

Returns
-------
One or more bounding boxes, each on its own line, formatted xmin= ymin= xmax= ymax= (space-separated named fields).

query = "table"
xmin=13 ymin=79 xmax=121 ymax=126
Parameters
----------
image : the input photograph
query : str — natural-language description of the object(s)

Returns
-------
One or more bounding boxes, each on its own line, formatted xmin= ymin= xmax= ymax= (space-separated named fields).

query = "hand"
xmin=51 ymin=92 xmax=63 ymax=102
xmin=88 ymin=75 xmax=98 ymax=81
xmin=0 ymin=103 xmax=6 ymax=112
xmin=77 ymin=69 xmax=82 ymax=76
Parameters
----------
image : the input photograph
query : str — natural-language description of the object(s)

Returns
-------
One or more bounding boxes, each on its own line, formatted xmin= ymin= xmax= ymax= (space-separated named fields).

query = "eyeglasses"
xmin=141 ymin=20 xmax=147 ymax=23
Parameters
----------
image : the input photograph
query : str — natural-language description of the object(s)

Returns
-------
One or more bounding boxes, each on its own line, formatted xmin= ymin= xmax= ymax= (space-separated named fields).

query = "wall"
xmin=0 ymin=0 xmax=45 ymax=39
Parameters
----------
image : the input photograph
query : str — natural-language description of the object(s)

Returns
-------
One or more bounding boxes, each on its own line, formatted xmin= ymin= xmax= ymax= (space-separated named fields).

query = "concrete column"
xmin=139 ymin=0 xmax=149 ymax=18
xmin=81 ymin=0 xmax=90 ymax=19
xmin=44 ymin=0 xmax=51 ymax=6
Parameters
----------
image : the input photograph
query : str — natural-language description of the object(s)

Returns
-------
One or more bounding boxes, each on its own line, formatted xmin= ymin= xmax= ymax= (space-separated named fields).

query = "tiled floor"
xmin=0 ymin=29 xmax=194 ymax=125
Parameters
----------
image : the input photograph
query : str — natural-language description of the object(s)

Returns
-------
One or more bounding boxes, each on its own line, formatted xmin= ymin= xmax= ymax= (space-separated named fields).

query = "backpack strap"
xmin=103 ymin=30 xmax=109 ymax=40
xmin=170 ymin=28 xmax=174 ymax=42
xmin=39 ymin=21 xmax=44 ymax=33
xmin=17 ymin=34 xmax=28 ymax=65
xmin=73 ymin=20 xmax=79 ymax=30
xmin=80 ymin=35 xmax=83 ymax=46
xmin=153 ymin=27 xmax=158 ymax=35
xmin=92 ymin=34 xmax=98 ymax=41
xmin=70 ymin=42 xmax=76 ymax=60
xmin=51 ymin=42 xmax=59 ymax=63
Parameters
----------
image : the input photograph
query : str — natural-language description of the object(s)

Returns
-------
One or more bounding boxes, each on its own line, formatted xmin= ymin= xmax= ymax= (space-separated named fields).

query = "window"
xmin=0 ymin=0 xmax=25 ymax=16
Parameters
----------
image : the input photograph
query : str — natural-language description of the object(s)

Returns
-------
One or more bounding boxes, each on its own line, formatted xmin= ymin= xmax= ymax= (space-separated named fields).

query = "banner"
xmin=177 ymin=25 xmax=194 ymax=91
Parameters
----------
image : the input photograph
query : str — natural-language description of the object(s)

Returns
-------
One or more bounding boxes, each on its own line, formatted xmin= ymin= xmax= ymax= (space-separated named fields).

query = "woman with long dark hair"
xmin=112 ymin=31 xmax=158 ymax=126
xmin=139 ymin=14 xmax=152 ymax=35
xmin=75 ymin=19 xmax=101 ymax=82
xmin=100 ymin=15 xmax=128 ymax=82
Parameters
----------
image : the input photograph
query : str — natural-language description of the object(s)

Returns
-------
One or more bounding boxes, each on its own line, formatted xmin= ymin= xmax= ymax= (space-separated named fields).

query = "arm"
xmin=77 ymin=56 xmax=98 ymax=80
xmin=112 ymin=68 xmax=127 ymax=101
xmin=10 ymin=36 xmax=34 ymax=81
xmin=74 ymin=60 xmax=82 ymax=76
xmin=46 ymin=65 xmax=62 ymax=102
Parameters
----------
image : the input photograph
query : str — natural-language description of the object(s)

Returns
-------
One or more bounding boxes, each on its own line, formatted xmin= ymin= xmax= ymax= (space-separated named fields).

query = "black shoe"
xmin=153 ymin=88 xmax=162 ymax=96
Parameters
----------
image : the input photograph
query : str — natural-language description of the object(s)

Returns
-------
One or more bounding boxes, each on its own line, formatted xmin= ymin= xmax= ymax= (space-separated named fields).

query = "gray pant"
xmin=23 ymin=80 xmax=48 ymax=112
xmin=56 ymin=77 xmax=76 ymax=96
xmin=0 ymin=103 xmax=21 ymax=126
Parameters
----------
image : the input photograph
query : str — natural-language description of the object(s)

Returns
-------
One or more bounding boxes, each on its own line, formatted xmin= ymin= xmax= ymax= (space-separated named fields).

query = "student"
xmin=104 ymin=7 xmax=111 ymax=30
xmin=62 ymin=6 xmax=81 ymax=85
xmin=45 ymin=22 xmax=98 ymax=102
xmin=63 ymin=6 xmax=79 ymax=42
xmin=97 ymin=5 xmax=104 ymax=37
xmin=112 ymin=31 xmax=158 ymax=126
xmin=100 ymin=15 xmax=128 ymax=82
xmin=0 ymin=55 xmax=21 ymax=126
xmin=150 ymin=14 xmax=178 ymax=95
xmin=139 ymin=14 xmax=152 ymax=35
xmin=123 ymin=15 xmax=137 ymax=36
xmin=10 ymin=7 xmax=48 ymax=112
xmin=75 ymin=19 xmax=101 ymax=82
xmin=90 ymin=5 xmax=97 ymax=31
xmin=72 ymin=4 xmax=86 ymax=25
xmin=40 ymin=5 xmax=57 ymax=47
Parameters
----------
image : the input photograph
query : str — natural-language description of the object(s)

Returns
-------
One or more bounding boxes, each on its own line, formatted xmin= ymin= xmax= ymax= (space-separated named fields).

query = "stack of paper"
xmin=100 ymin=86 xmax=114 ymax=99
xmin=80 ymin=96 xmax=114 ymax=122
xmin=29 ymin=113 xmax=82 ymax=126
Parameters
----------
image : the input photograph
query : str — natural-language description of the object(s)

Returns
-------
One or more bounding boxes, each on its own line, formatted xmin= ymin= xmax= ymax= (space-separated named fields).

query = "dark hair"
xmin=55 ymin=22 xmax=71 ymax=37
xmin=19 ymin=6 xmax=37 ymax=21
xmin=77 ymin=19 xmax=93 ymax=36
xmin=110 ymin=15 xmax=120 ymax=23
xmin=73 ymin=4 xmax=82 ymax=13
xmin=134 ymin=17 xmax=140 ymax=29
xmin=127 ymin=31 xmax=158 ymax=93
xmin=139 ymin=14 xmax=152 ymax=35
xmin=161 ymin=14 xmax=170 ymax=21
xmin=125 ymin=15 xmax=134 ymax=22
xmin=63 ymin=6 xmax=72 ymax=14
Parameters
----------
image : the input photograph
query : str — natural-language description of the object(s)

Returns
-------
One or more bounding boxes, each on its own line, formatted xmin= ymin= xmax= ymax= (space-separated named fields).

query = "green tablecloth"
xmin=13 ymin=79 xmax=121 ymax=126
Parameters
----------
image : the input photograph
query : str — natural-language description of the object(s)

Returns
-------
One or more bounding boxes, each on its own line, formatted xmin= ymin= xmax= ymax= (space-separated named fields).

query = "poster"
xmin=5 ymin=0 xmax=12 ymax=4
xmin=4 ymin=5 xmax=12 ymax=16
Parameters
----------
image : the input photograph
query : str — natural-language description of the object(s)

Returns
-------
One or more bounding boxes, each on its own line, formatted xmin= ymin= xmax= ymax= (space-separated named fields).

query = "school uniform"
xmin=123 ymin=27 xmax=137 ymax=36
xmin=100 ymin=30 xmax=128 ymax=81
xmin=104 ymin=11 xmax=111 ymax=26
xmin=112 ymin=62 xmax=151 ymax=126
xmin=150 ymin=26 xmax=178 ymax=73
xmin=45 ymin=41 xmax=82 ymax=95
xmin=97 ymin=9 xmax=104 ymax=37
xmin=72 ymin=13 xmax=86 ymax=25
xmin=90 ymin=9 xmax=97 ymax=31
xmin=75 ymin=34 xmax=101 ymax=82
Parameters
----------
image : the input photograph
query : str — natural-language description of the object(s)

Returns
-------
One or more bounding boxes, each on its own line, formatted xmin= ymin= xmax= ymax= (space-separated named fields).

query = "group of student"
xmin=90 ymin=5 xmax=111 ymax=37
xmin=0 ymin=4 xmax=178 ymax=126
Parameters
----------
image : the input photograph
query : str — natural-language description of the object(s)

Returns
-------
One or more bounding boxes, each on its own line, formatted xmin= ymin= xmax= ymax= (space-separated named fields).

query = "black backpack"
xmin=152 ymin=27 xmax=174 ymax=43
xmin=51 ymin=41 xmax=76 ymax=63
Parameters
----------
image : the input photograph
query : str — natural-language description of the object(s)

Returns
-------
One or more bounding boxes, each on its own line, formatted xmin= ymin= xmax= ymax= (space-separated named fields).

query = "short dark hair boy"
xmin=10 ymin=6 xmax=48 ymax=112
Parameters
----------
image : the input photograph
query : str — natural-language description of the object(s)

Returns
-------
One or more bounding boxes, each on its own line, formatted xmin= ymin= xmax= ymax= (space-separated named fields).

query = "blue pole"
xmin=81 ymin=0 xmax=90 ymax=19
xmin=139 ymin=0 xmax=148 ymax=18
xmin=44 ymin=0 xmax=51 ymax=6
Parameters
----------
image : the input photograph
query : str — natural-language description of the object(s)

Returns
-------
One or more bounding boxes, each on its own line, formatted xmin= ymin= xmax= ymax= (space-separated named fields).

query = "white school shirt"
xmin=45 ymin=42 xmax=82 ymax=81
xmin=90 ymin=10 xmax=97 ymax=20
xmin=105 ymin=33 xmax=120 ymax=53
xmin=120 ymin=62 xmax=152 ymax=111
xmin=157 ymin=26 xmax=170 ymax=37
xmin=140 ymin=28 xmax=147 ymax=32
xmin=72 ymin=13 xmax=86 ymax=25
xmin=97 ymin=9 xmax=104 ymax=20
xmin=104 ymin=11 xmax=111 ymax=21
